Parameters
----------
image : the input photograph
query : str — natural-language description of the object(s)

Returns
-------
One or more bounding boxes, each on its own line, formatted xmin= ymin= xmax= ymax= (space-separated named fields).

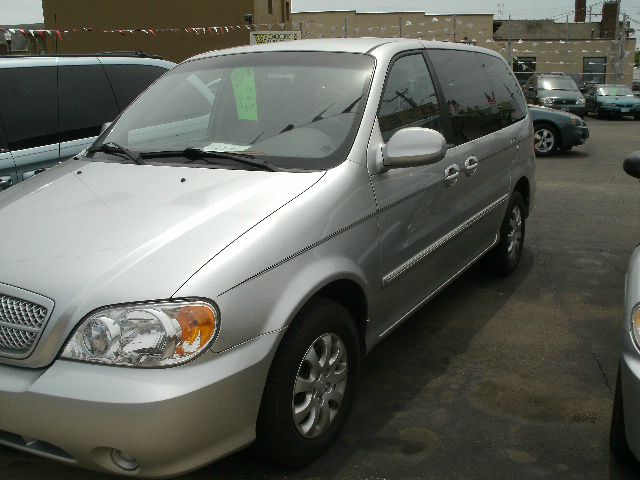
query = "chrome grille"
xmin=0 ymin=294 xmax=49 ymax=355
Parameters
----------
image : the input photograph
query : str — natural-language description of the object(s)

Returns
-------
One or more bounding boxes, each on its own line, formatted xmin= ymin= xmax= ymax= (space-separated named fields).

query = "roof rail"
xmin=97 ymin=50 xmax=164 ymax=59
xmin=0 ymin=51 xmax=165 ymax=60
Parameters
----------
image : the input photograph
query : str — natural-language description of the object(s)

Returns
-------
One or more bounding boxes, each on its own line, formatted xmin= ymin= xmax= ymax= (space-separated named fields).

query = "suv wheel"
xmin=255 ymin=298 xmax=359 ymax=467
xmin=534 ymin=124 xmax=558 ymax=157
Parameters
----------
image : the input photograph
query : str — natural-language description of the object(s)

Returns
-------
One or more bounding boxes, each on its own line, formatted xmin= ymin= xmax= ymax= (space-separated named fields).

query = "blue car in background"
xmin=529 ymin=105 xmax=589 ymax=157
xmin=584 ymin=84 xmax=640 ymax=120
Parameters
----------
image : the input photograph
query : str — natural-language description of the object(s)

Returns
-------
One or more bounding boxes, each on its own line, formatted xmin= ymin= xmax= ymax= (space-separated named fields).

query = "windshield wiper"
xmin=139 ymin=148 xmax=277 ymax=172
xmin=87 ymin=142 xmax=145 ymax=165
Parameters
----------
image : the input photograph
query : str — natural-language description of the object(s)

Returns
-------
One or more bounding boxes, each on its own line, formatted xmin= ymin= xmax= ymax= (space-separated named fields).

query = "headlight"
xmin=61 ymin=299 xmax=219 ymax=367
xmin=632 ymin=304 xmax=640 ymax=347
xmin=576 ymin=98 xmax=586 ymax=105
xmin=540 ymin=97 xmax=553 ymax=105
xmin=568 ymin=117 xmax=581 ymax=126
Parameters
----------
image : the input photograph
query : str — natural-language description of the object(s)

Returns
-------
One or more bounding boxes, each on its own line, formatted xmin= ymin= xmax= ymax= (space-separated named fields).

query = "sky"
xmin=1 ymin=0 xmax=639 ymax=27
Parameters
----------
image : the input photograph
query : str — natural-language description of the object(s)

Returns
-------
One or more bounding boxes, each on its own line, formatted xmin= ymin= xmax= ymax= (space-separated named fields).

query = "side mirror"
xmin=382 ymin=127 xmax=447 ymax=168
xmin=100 ymin=122 xmax=112 ymax=135
xmin=623 ymin=152 xmax=640 ymax=180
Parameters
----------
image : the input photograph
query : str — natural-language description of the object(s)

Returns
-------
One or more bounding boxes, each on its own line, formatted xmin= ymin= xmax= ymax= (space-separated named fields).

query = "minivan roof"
xmin=187 ymin=37 xmax=503 ymax=63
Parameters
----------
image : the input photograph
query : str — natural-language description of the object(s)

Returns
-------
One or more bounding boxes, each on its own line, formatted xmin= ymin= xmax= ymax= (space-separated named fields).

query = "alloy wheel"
xmin=292 ymin=333 xmax=348 ymax=438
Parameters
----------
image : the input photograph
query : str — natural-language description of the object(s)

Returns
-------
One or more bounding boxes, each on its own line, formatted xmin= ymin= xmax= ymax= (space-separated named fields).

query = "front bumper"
xmin=546 ymin=104 xmax=586 ymax=116
xmin=560 ymin=125 xmax=589 ymax=149
xmin=598 ymin=105 xmax=640 ymax=117
xmin=0 ymin=332 xmax=280 ymax=478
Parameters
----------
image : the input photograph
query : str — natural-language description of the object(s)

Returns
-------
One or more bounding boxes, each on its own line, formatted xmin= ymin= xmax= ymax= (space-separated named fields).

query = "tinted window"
xmin=427 ymin=49 xmax=499 ymax=145
xmin=478 ymin=53 xmax=527 ymax=127
xmin=59 ymin=65 xmax=119 ymax=142
xmin=103 ymin=64 xmax=167 ymax=111
xmin=0 ymin=66 xmax=58 ymax=150
xmin=378 ymin=53 xmax=443 ymax=142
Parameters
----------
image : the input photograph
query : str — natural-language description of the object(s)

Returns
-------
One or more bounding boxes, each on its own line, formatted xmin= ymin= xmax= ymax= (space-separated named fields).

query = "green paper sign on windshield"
xmin=231 ymin=67 xmax=258 ymax=121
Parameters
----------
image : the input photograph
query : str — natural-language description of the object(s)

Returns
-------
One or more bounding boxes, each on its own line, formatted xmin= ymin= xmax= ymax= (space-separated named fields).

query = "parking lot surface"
xmin=2 ymin=117 xmax=640 ymax=479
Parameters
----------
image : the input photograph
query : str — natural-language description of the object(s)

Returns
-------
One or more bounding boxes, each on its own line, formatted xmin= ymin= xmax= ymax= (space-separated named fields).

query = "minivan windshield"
xmin=538 ymin=77 xmax=579 ymax=92
xmin=94 ymin=52 xmax=375 ymax=171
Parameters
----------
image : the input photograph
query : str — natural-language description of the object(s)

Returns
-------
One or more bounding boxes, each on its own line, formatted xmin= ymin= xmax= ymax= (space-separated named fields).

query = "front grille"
xmin=553 ymin=99 xmax=575 ymax=105
xmin=0 ymin=294 xmax=49 ymax=356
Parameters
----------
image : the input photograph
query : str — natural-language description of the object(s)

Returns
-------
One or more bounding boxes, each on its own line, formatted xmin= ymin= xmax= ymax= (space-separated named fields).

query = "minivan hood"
xmin=0 ymin=160 xmax=323 ymax=359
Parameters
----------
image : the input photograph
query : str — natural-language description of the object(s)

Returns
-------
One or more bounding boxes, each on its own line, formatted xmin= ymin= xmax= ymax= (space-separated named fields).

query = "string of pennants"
xmin=0 ymin=23 xmax=289 ymax=41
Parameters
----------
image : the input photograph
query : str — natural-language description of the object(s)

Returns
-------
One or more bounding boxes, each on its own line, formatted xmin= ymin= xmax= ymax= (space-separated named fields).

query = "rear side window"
xmin=427 ymin=49 xmax=501 ymax=145
xmin=378 ymin=53 xmax=443 ymax=142
xmin=58 ymin=65 xmax=119 ymax=142
xmin=0 ymin=66 xmax=58 ymax=151
xmin=477 ymin=53 xmax=527 ymax=128
xmin=103 ymin=64 xmax=167 ymax=111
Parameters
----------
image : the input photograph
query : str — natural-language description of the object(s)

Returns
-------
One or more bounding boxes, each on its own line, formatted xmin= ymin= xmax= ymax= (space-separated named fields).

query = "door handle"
xmin=0 ymin=176 xmax=13 ymax=191
xmin=443 ymin=164 xmax=460 ymax=187
xmin=464 ymin=156 xmax=479 ymax=176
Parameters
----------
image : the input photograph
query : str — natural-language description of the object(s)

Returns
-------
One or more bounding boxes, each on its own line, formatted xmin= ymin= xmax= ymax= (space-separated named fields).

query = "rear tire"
xmin=483 ymin=191 xmax=525 ymax=276
xmin=255 ymin=297 xmax=360 ymax=467
xmin=611 ymin=364 xmax=636 ymax=462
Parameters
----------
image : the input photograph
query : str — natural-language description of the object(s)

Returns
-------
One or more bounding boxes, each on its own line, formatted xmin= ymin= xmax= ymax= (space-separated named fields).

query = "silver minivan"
xmin=0 ymin=38 xmax=535 ymax=477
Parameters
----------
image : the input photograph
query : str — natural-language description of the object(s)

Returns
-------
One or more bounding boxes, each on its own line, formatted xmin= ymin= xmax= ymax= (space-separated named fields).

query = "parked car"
xmin=584 ymin=84 xmax=640 ymax=119
xmin=0 ymin=38 xmax=535 ymax=477
xmin=611 ymin=151 xmax=640 ymax=462
xmin=523 ymin=73 xmax=586 ymax=117
xmin=0 ymin=53 xmax=174 ymax=191
xmin=529 ymin=105 xmax=589 ymax=156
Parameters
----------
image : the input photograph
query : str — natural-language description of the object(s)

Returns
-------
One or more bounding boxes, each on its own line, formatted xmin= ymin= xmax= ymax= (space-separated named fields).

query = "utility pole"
xmin=588 ymin=5 xmax=592 ymax=22
xmin=399 ymin=16 xmax=402 ymax=38
xmin=344 ymin=17 xmax=348 ymax=38
xmin=614 ymin=1 xmax=623 ymax=83
xmin=566 ymin=15 xmax=569 ymax=42
xmin=507 ymin=15 xmax=513 ymax=67
xmin=453 ymin=14 xmax=457 ymax=42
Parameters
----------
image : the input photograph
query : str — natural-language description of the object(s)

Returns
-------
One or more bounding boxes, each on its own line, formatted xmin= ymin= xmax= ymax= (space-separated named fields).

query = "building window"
xmin=513 ymin=57 xmax=536 ymax=86
xmin=268 ymin=0 xmax=273 ymax=15
xmin=583 ymin=57 xmax=607 ymax=84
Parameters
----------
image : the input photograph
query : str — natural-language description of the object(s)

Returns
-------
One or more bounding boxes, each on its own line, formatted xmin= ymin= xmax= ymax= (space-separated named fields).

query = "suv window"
xmin=427 ymin=49 xmax=498 ymax=145
xmin=58 ymin=64 xmax=119 ymax=142
xmin=103 ymin=64 xmax=167 ymax=111
xmin=478 ymin=53 xmax=527 ymax=127
xmin=0 ymin=66 xmax=58 ymax=151
xmin=378 ymin=53 xmax=443 ymax=142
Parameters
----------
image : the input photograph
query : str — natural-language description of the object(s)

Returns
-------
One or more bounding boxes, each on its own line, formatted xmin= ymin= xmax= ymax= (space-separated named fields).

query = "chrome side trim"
xmin=382 ymin=194 xmax=508 ymax=288
xmin=378 ymin=234 xmax=499 ymax=339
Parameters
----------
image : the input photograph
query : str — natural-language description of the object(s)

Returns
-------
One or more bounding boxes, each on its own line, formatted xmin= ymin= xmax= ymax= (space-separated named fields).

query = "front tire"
xmin=611 ymin=364 xmax=636 ymax=462
xmin=533 ymin=124 xmax=558 ymax=157
xmin=483 ymin=191 xmax=525 ymax=276
xmin=255 ymin=297 xmax=360 ymax=467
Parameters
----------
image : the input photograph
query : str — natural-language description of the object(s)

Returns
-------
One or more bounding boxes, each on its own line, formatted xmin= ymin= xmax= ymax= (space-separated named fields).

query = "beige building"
xmin=292 ymin=7 xmax=637 ymax=86
xmin=42 ymin=0 xmax=292 ymax=62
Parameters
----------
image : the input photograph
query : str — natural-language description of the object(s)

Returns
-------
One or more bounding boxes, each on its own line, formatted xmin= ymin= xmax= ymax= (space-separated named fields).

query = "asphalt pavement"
xmin=2 ymin=117 xmax=640 ymax=479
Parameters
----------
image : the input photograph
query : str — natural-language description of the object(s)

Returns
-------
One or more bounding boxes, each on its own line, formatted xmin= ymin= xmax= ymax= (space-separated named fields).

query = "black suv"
xmin=523 ymin=73 xmax=586 ymax=117
xmin=0 ymin=53 xmax=174 ymax=190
